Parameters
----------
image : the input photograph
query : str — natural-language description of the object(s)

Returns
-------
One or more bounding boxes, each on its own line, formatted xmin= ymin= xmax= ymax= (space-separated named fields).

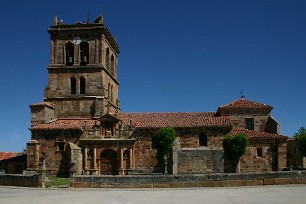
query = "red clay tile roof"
xmin=31 ymin=112 xmax=232 ymax=130
xmin=30 ymin=118 xmax=95 ymax=130
xmin=119 ymin=112 xmax=231 ymax=128
xmin=231 ymin=128 xmax=287 ymax=140
xmin=218 ymin=98 xmax=273 ymax=110
xmin=30 ymin=102 xmax=55 ymax=109
xmin=0 ymin=152 xmax=20 ymax=161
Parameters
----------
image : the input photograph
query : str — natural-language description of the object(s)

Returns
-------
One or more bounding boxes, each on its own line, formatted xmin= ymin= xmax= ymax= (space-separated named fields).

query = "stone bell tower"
xmin=44 ymin=15 xmax=120 ymax=118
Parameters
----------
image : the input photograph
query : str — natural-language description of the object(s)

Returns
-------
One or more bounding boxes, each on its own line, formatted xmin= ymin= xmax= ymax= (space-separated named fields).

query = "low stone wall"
xmin=0 ymin=174 xmax=45 ymax=188
xmin=177 ymin=148 xmax=224 ymax=174
xmin=73 ymin=171 xmax=306 ymax=188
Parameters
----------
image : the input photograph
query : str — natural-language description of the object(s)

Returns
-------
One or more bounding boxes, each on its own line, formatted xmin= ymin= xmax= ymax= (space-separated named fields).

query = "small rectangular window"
xmin=199 ymin=133 xmax=208 ymax=147
xmin=257 ymin=148 xmax=263 ymax=157
xmin=245 ymin=118 xmax=254 ymax=130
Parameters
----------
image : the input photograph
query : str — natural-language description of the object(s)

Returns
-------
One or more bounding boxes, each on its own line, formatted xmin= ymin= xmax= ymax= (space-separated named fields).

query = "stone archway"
xmin=100 ymin=149 xmax=119 ymax=175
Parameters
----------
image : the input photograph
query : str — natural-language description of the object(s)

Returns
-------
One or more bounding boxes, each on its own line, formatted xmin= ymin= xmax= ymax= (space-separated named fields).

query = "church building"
xmin=26 ymin=16 xmax=288 ymax=177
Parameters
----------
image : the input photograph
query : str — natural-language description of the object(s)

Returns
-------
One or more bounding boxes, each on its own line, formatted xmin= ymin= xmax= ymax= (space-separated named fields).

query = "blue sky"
xmin=0 ymin=0 xmax=305 ymax=152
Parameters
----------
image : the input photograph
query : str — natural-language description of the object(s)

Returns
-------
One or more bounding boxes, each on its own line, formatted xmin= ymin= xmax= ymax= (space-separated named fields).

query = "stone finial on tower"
xmin=94 ymin=15 xmax=104 ymax=24
xmin=53 ymin=15 xmax=58 ymax=26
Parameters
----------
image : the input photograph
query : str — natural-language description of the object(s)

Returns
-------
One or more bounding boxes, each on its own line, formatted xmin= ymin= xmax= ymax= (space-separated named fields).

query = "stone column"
xmin=129 ymin=148 xmax=133 ymax=168
xmin=278 ymin=141 xmax=287 ymax=171
xmin=172 ymin=137 xmax=179 ymax=175
xmin=119 ymin=148 xmax=124 ymax=175
xmin=93 ymin=148 xmax=97 ymax=175
xmin=26 ymin=140 xmax=40 ymax=172
xmin=34 ymin=142 xmax=40 ymax=170
xmin=128 ymin=148 xmax=135 ymax=175
xmin=84 ymin=148 xmax=88 ymax=174
xmin=133 ymin=147 xmax=136 ymax=169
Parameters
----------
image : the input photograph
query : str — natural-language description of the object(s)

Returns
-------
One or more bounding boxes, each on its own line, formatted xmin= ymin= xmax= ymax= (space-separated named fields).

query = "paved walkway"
xmin=1 ymin=185 xmax=306 ymax=204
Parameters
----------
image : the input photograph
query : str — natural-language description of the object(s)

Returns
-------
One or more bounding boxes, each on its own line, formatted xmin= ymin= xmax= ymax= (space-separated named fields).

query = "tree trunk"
xmin=164 ymin=155 xmax=168 ymax=175
xmin=233 ymin=157 xmax=240 ymax=173
xmin=236 ymin=159 xmax=241 ymax=173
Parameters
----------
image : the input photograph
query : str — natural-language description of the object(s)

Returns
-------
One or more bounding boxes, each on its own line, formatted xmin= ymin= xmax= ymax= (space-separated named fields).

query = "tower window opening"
xmin=111 ymin=55 xmax=115 ymax=75
xmin=106 ymin=48 xmax=110 ymax=68
xmin=65 ymin=42 xmax=74 ymax=66
xmin=80 ymin=42 xmax=89 ymax=65
xmin=70 ymin=77 xmax=76 ymax=94
xmin=80 ymin=77 xmax=85 ymax=94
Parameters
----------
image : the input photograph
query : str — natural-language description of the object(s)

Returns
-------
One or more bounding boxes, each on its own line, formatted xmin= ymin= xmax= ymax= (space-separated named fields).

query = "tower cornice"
xmin=48 ymin=23 xmax=119 ymax=53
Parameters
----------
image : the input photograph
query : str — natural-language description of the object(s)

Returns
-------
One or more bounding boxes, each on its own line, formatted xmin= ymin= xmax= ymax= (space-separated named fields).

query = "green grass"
xmin=45 ymin=177 xmax=71 ymax=188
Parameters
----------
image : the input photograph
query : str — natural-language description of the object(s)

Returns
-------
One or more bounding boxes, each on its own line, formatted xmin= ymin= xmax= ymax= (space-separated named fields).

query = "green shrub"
xmin=295 ymin=127 xmax=306 ymax=157
xmin=155 ymin=128 xmax=176 ymax=163
xmin=223 ymin=133 xmax=249 ymax=161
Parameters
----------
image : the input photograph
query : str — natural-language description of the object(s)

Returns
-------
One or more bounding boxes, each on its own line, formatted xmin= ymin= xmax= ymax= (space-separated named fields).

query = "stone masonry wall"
xmin=31 ymin=130 xmax=82 ymax=177
xmin=265 ymin=117 xmax=279 ymax=134
xmin=30 ymin=106 xmax=55 ymax=127
xmin=73 ymin=171 xmax=306 ymax=188
xmin=0 ymin=174 xmax=44 ymax=188
xmin=240 ymin=146 xmax=273 ymax=172
xmin=179 ymin=135 xmax=198 ymax=148
xmin=134 ymin=137 xmax=159 ymax=173
xmin=278 ymin=142 xmax=287 ymax=170
xmin=287 ymin=140 xmax=305 ymax=169
xmin=230 ymin=115 xmax=270 ymax=132
xmin=177 ymin=148 xmax=224 ymax=174
xmin=133 ymin=127 xmax=230 ymax=174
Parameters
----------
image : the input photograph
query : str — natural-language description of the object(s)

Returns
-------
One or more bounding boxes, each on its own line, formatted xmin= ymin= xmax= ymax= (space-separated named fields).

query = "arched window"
xmin=199 ymin=133 xmax=207 ymax=147
xmin=70 ymin=77 xmax=76 ymax=94
xmin=65 ymin=42 xmax=74 ymax=66
xmin=80 ymin=77 xmax=85 ymax=94
xmin=106 ymin=48 xmax=110 ymax=68
xmin=80 ymin=42 xmax=89 ymax=65
xmin=111 ymin=55 xmax=115 ymax=75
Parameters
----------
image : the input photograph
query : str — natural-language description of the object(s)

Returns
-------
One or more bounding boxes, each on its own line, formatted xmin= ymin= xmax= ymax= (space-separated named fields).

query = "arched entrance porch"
xmin=100 ymin=149 xmax=119 ymax=175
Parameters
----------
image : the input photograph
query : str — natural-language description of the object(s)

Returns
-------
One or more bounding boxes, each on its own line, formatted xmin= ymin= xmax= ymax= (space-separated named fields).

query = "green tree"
xmin=295 ymin=127 xmax=306 ymax=157
xmin=155 ymin=127 xmax=176 ymax=175
xmin=223 ymin=133 xmax=249 ymax=173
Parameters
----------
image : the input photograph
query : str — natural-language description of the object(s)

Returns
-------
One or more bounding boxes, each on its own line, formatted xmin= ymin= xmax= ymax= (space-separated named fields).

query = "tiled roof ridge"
xmin=0 ymin=152 xmax=22 ymax=161
xmin=231 ymin=128 xmax=288 ymax=139
xmin=219 ymin=98 xmax=273 ymax=110
xmin=31 ymin=112 xmax=231 ymax=130
xmin=30 ymin=102 xmax=55 ymax=109
xmin=119 ymin=112 xmax=231 ymax=128
xmin=30 ymin=118 xmax=96 ymax=130
xmin=57 ymin=117 xmax=93 ymax=120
